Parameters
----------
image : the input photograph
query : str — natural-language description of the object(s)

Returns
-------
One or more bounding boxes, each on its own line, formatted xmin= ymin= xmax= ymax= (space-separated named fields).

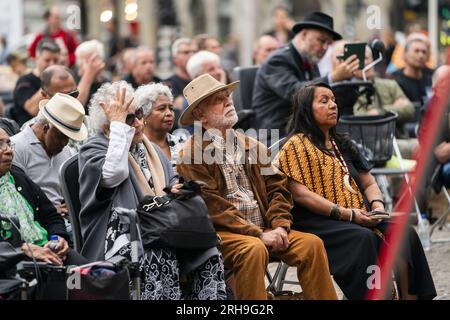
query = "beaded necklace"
xmin=330 ymin=138 xmax=358 ymax=194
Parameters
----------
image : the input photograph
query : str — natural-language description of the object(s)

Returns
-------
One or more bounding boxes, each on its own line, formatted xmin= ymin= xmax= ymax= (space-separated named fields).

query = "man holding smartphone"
xmin=253 ymin=11 xmax=360 ymax=142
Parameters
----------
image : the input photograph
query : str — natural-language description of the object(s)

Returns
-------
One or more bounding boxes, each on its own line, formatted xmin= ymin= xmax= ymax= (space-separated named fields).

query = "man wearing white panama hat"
xmin=177 ymin=74 xmax=337 ymax=300
xmin=11 ymin=93 xmax=87 ymax=216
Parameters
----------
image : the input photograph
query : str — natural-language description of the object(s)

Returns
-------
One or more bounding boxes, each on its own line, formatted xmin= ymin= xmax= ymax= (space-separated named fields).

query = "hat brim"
xmin=292 ymin=22 xmax=342 ymax=40
xmin=179 ymin=81 xmax=240 ymax=126
xmin=39 ymin=100 xmax=88 ymax=141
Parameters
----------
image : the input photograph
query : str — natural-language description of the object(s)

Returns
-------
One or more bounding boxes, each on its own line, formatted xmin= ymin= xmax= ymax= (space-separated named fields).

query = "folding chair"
xmin=266 ymin=138 xmax=301 ymax=295
xmin=429 ymin=187 xmax=450 ymax=243
xmin=59 ymin=154 xmax=82 ymax=252
xmin=231 ymin=66 xmax=259 ymax=131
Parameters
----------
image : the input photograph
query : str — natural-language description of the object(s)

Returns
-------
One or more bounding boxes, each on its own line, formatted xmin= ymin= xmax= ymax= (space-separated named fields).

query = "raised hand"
xmin=332 ymin=54 xmax=360 ymax=82
xmin=100 ymin=85 xmax=134 ymax=124
xmin=84 ymin=54 xmax=105 ymax=81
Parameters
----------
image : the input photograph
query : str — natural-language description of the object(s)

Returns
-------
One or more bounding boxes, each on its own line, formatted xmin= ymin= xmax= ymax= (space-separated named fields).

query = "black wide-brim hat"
xmin=292 ymin=11 xmax=342 ymax=40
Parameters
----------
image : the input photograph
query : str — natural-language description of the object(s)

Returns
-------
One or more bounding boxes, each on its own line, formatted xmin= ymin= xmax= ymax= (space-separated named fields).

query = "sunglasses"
xmin=64 ymin=89 xmax=80 ymax=98
xmin=42 ymin=88 xmax=80 ymax=99
xmin=125 ymin=108 xmax=144 ymax=126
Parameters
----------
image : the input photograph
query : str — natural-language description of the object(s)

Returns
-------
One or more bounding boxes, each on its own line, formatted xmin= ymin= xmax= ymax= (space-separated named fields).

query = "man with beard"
xmin=252 ymin=11 xmax=357 ymax=142
xmin=177 ymin=74 xmax=337 ymax=300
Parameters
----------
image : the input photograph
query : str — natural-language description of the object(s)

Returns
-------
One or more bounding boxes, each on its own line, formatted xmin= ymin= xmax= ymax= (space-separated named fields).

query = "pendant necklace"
xmin=330 ymin=138 xmax=358 ymax=194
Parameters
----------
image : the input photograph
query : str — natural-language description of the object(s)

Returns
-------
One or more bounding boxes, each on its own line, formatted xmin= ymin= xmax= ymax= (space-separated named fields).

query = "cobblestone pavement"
xmin=267 ymin=224 xmax=450 ymax=300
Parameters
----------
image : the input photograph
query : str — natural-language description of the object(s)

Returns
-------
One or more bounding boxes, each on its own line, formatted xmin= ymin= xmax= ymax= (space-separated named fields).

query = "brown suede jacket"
xmin=177 ymin=130 xmax=293 ymax=238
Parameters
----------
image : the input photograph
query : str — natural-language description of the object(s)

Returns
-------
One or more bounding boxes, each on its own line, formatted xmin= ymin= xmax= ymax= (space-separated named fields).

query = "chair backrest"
xmin=231 ymin=66 xmax=259 ymax=112
xmin=268 ymin=138 xmax=287 ymax=160
xmin=59 ymin=154 xmax=82 ymax=252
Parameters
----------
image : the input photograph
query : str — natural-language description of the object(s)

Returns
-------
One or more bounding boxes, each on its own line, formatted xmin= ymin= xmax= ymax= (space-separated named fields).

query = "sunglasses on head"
xmin=126 ymin=108 xmax=144 ymax=126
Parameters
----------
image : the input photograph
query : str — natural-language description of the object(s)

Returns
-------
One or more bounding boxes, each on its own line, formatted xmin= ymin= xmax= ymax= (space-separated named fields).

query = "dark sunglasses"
xmin=125 ymin=108 xmax=144 ymax=126
xmin=64 ymin=89 xmax=80 ymax=98
xmin=42 ymin=88 xmax=79 ymax=99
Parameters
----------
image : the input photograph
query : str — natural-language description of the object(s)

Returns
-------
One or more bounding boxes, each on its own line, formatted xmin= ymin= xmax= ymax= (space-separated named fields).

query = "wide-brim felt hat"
xmin=292 ymin=11 xmax=342 ymax=40
xmin=39 ymin=93 xmax=88 ymax=141
xmin=180 ymin=74 xmax=240 ymax=126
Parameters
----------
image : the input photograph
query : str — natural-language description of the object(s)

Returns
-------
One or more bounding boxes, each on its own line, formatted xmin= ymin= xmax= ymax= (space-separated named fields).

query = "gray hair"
xmin=88 ymin=81 xmax=135 ymax=134
xmin=129 ymin=46 xmax=154 ymax=67
xmin=172 ymin=38 xmax=192 ymax=57
xmin=35 ymin=111 xmax=49 ymax=125
xmin=75 ymin=40 xmax=105 ymax=67
xmin=135 ymin=83 xmax=173 ymax=117
xmin=186 ymin=50 xmax=220 ymax=79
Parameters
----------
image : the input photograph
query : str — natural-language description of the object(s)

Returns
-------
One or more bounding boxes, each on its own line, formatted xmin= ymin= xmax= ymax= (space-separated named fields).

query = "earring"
xmin=144 ymin=121 xmax=148 ymax=125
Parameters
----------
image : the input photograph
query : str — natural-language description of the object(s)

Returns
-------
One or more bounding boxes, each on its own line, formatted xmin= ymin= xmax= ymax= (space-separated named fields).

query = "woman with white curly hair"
xmin=78 ymin=81 xmax=226 ymax=300
xmin=135 ymin=83 xmax=187 ymax=169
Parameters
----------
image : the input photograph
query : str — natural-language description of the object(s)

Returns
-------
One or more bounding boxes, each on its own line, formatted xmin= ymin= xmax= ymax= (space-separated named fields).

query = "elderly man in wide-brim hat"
xmin=177 ymin=74 xmax=337 ymax=300
xmin=252 ymin=11 xmax=361 ymax=141
xmin=11 ymin=93 xmax=87 ymax=216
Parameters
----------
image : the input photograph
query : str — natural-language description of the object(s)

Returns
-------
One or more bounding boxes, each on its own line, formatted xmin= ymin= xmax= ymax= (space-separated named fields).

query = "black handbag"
xmin=67 ymin=259 xmax=131 ymax=300
xmin=137 ymin=178 xmax=218 ymax=250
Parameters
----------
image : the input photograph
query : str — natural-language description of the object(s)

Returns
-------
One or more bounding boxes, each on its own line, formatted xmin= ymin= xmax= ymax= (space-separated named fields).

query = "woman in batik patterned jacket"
xmin=275 ymin=82 xmax=436 ymax=300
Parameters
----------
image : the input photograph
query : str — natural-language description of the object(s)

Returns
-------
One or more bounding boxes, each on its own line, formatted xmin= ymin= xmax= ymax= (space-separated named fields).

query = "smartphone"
xmin=338 ymin=42 xmax=367 ymax=70
xmin=367 ymin=210 xmax=390 ymax=219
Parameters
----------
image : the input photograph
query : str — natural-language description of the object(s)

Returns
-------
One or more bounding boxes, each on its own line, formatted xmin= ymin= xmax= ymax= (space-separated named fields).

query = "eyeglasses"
xmin=42 ymin=88 xmax=80 ymax=99
xmin=0 ymin=141 xmax=14 ymax=151
xmin=178 ymin=50 xmax=196 ymax=55
xmin=64 ymin=89 xmax=80 ymax=98
xmin=125 ymin=108 xmax=144 ymax=126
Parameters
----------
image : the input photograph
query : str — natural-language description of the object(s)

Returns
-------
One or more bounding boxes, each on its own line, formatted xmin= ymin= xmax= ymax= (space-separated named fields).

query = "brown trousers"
xmin=218 ymin=229 xmax=337 ymax=300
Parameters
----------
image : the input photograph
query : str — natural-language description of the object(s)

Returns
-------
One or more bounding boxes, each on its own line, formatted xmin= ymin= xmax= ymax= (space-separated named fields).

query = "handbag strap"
xmin=140 ymin=195 xmax=172 ymax=212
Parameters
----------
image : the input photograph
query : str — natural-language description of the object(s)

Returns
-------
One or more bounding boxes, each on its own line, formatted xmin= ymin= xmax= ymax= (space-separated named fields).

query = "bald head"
xmin=44 ymin=7 xmax=61 ymax=31
xmin=41 ymin=65 xmax=77 ymax=98
xmin=254 ymin=35 xmax=280 ymax=65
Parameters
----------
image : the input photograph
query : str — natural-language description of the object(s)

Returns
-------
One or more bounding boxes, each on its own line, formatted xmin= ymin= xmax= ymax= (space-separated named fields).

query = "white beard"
xmin=208 ymin=110 xmax=239 ymax=129
xmin=298 ymin=43 xmax=322 ymax=65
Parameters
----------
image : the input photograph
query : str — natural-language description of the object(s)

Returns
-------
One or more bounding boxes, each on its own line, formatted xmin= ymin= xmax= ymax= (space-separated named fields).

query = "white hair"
xmin=88 ymin=81 xmax=135 ymax=134
xmin=35 ymin=111 xmax=49 ymax=125
xmin=186 ymin=50 xmax=220 ymax=79
xmin=75 ymin=40 xmax=105 ymax=67
xmin=130 ymin=46 xmax=154 ymax=67
xmin=172 ymin=38 xmax=192 ymax=57
xmin=135 ymin=83 xmax=173 ymax=117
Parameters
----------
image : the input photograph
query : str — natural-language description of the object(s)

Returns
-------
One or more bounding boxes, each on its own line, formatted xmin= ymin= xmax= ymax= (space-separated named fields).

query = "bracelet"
xmin=350 ymin=209 xmax=356 ymax=223
xmin=330 ymin=204 xmax=342 ymax=220
xmin=370 ymin=199 xmax=385 ymax=210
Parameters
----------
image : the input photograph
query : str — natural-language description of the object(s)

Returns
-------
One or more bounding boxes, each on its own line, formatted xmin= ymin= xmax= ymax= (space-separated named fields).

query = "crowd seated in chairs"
xmin=2 ymin=18 xmax=447 ymax=300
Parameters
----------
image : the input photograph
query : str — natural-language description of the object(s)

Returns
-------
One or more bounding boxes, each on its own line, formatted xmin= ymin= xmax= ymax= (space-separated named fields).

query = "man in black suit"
xmin=252 ymin=11 xmax=359 ymax=143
